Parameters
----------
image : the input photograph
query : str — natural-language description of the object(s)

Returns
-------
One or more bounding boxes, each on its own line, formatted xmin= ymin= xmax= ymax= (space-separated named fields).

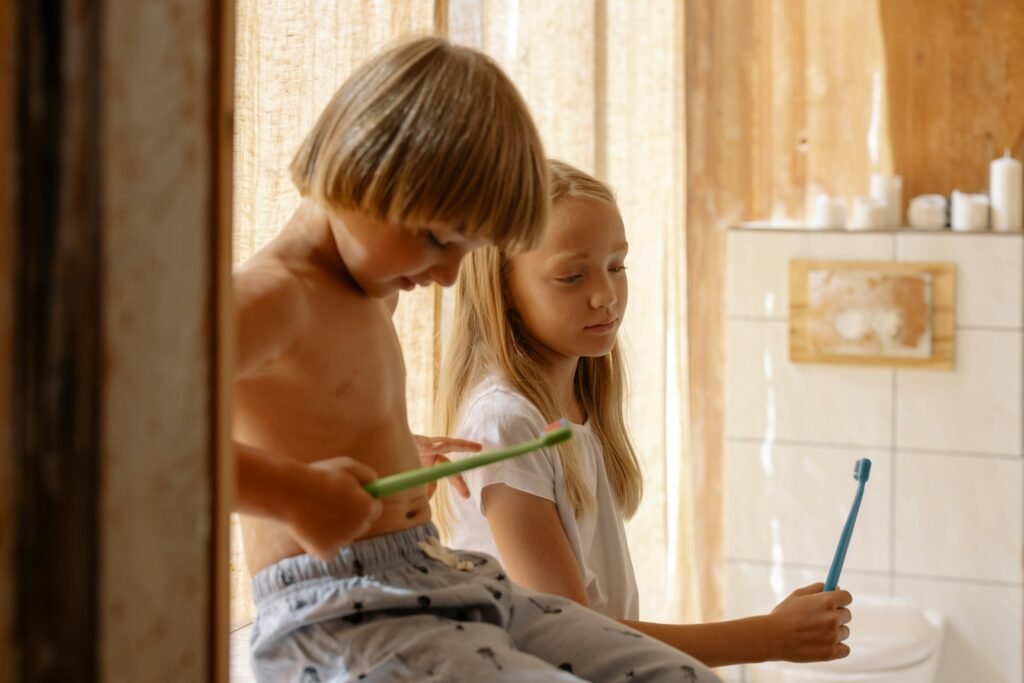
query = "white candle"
xmin=810 ymin=194 xmax=847 ymax=229
xmin=950 ymin=190 xmax=990 ymax=232
xmin=990 ymin=150 xmax=1023 ymax=232
xmin=848 ymin=197 xmax=887 ymax=230
xmin=907 ymin=194 xmax=947 ymax=230
xmin=870 ymin=173 xmax=903 ymax=227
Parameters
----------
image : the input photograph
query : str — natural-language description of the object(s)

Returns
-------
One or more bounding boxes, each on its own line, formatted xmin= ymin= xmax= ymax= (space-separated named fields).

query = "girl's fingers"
xmin=451 ymin=475 xmax=471 ymax=498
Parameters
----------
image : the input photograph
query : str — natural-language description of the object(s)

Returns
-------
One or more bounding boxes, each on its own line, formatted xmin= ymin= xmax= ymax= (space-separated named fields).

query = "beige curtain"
xmin=231 ymin=0 xmax=704 ymax=628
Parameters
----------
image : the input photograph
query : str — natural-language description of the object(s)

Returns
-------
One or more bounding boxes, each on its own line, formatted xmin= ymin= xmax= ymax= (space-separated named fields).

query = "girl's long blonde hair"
xmin=433 ymin=159 xmax=643 ymax=539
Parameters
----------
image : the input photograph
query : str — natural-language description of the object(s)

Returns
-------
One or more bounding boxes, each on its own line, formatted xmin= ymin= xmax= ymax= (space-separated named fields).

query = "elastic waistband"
xmin=252 ymin=523 xmax=439 ymax=603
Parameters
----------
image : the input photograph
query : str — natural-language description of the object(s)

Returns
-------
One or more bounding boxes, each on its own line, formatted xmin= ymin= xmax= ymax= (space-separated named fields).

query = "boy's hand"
xmin=284 ymin=457 xmax=383 ymax=561
xmin=413 ymin=435 xmax=481 ymax=499
xmin=765 ymin=582 xmax=852 ymax=662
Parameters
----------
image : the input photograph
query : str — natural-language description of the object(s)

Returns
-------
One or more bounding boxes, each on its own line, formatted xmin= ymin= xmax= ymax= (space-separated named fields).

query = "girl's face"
xmin=507 ymin=197 xmax=628 ymax=361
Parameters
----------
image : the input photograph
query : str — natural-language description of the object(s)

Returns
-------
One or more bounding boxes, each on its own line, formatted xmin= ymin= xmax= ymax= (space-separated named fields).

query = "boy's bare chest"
xmin=290 ymin=296 xmax=405 ymax=415
xmin=234 ymin=291 xmax=411 ymax=460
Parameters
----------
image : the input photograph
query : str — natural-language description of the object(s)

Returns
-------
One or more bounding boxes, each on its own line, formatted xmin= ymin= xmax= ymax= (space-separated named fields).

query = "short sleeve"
xmin=452 ymin=388 xmax=557 ymax=511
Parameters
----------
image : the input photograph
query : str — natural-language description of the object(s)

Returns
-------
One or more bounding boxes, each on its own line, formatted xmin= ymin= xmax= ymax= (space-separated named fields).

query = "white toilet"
xmin=748 ymin=597 xmax=945 ymax=683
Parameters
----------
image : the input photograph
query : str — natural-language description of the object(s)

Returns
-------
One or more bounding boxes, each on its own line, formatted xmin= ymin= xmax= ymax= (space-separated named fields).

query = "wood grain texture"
xmin=100 ymin=2 xmax=222 ymax=680
xmin=0 ymin=0 xmax=14 ymax=678
xmin=214 ymin=1 xmax=236 ymax=680
xmin=882 ymin=0 xmax=1024 ymax=202
xmin=789 ymin=260 xmax=955 ymax=369
xmin=13 ymin=1 xmax=103 ymax=678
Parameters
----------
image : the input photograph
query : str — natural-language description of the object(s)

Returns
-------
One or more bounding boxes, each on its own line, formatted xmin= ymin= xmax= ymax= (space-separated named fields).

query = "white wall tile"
xmin=724 ymin=560 xmax=891 ymax=620
xmin=726 ymin=442 xmax=890 ymax=571
xmin=726 ymin=320 xmax=893 ymax=446
xmin=896 ymin=329 xmax=1023 ymax=456
xmin=897 ymin=233 xmax=1024 ymax=329
xmin=894 ymin=577 xmax=1023 ymax=683
xmin=893 ymin=451 xmax=1022 ymax=583
xmin=727 ymin=230 xmax=895 ymax=319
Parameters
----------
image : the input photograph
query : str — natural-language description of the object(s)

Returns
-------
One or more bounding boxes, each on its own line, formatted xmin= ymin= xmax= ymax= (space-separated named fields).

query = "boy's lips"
xmin=398 ymin=277 xmax=416 ymax=291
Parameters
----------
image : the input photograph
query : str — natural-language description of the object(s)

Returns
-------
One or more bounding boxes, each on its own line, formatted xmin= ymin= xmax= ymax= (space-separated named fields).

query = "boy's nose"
xmin=430 ymin=258 xmax=462 ymax=287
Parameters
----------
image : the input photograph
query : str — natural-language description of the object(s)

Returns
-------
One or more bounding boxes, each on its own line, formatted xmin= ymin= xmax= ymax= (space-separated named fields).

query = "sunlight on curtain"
xmin=230 ymin=0 xmax=438 ymax=628
xmin=447 ymin=0 xmax=697 ymax=623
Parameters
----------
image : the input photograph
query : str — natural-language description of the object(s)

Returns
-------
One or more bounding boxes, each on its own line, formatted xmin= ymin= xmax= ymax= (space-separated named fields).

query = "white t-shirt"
xmin=448 ymin=377 xmax=639 ymax=620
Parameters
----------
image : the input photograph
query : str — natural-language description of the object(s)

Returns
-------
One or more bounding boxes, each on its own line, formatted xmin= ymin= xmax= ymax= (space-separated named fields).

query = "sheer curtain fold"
xmin=231 ymin=0 xmax=709 ymax=628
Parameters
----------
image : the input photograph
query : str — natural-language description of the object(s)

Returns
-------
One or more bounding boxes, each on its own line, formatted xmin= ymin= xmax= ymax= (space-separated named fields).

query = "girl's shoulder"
xmin=459 ymin=376 xmax=546 ymax=431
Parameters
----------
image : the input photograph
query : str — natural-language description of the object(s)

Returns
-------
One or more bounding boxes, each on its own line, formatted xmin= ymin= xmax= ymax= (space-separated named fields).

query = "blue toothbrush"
xmin=824 ymin=458 xmax=872 ymax=591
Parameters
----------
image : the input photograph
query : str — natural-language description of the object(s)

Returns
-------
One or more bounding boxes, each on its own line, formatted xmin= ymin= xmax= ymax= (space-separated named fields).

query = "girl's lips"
xmin=584 ymin=319 xmax=617 ymax=334
xmin=399 ymin=277 xmax=416 ymax=291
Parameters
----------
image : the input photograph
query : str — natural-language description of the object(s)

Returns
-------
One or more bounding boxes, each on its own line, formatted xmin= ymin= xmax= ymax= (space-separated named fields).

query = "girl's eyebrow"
xmin=550 ymin=242 xmax=629 ymax=261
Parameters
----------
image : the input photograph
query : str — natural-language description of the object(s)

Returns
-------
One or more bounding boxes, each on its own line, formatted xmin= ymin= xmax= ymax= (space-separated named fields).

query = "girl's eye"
xmin=610 ymin=265 xmax=628 ymax=274
xmin=424 ymin=231 xmax=448 ymax=248
xmin=556 ymin=274 xmax=583 ymax=284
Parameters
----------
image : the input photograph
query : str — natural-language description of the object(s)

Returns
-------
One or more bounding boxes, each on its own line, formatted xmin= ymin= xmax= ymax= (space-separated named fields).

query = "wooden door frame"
xmin=1 ymin=1 xmax=233 ymax=681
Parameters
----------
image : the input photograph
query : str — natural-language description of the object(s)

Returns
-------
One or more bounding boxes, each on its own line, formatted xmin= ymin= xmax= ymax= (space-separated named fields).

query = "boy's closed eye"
xmin=555 ymin=273 xmax=583 ymax=284
xmin=424 ymin=230 xmax=449 ymax=248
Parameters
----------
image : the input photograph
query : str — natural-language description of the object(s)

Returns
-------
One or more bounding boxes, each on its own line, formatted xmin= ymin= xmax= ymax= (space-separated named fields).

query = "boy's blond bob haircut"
xmin=291 ymin=36 xmax=548 ymax=254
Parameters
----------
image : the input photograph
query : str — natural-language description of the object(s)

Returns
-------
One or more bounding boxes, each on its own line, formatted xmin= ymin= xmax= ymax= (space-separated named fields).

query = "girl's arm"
xmin=481 ymin=483 xmax=590 ymax=606
xmin=482 ymin=483 xmax=853 ymax=667
xmin=623 ymin=583 xmax=852 ymax=667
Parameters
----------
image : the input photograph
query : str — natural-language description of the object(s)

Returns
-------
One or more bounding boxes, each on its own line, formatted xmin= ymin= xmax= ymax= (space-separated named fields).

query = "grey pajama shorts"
xmin=250 ymin=523 xmax=720 ymax=683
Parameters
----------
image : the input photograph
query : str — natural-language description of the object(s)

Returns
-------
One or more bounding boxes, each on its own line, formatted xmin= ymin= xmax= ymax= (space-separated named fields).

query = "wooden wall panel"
xmin=0 ymin=0 xmax=14 ymax=678
xmin=13 ymin=1 xmax=104 ymax=677
xmin=882 ymin=0 xmax=1024 ymax=202
xmin=99 ymin=2 xmax=226 ymax=680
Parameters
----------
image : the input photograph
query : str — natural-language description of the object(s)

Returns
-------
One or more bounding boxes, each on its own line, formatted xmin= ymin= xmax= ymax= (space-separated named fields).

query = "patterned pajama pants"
xmin=250 ymin=523 xmax=720 ymax=683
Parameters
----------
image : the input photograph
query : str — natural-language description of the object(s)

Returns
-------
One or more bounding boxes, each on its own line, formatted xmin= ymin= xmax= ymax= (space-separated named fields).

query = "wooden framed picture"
xmin=789 ymin=260 xmax=955 ymax=369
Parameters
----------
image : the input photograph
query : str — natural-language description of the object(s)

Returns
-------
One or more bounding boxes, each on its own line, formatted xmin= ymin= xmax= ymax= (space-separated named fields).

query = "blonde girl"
xmin=434 ymin=159 xmax=854 ymax=668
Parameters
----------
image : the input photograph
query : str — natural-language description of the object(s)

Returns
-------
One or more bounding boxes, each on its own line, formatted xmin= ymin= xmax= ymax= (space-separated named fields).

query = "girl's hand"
xmin=283 ymin=456 xmax=383 ymax=561
xmin=765 ymin=582 xmax=853 ymax=662
xmin=413 ymin=435 xmax=482 ymax=499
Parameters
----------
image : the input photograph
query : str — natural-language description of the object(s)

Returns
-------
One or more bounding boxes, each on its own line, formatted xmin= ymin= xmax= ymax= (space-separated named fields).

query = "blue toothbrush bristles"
xmin=854 ymin=458 xmax=871 ymax=481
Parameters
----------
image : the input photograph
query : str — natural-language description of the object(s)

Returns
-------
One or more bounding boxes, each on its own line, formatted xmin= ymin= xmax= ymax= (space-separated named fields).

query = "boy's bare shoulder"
xmin=235 ymin=254 xmax=309 ymax=322
xmin=233 ymin=252 xmax=315 ymax=377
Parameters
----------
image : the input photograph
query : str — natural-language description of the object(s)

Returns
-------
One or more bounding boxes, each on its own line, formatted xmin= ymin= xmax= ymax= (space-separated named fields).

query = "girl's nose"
xmin=590 ymin=276 xmax=617 ymax=309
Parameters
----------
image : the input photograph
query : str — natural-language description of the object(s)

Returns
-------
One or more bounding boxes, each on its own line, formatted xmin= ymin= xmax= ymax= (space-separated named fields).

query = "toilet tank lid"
xmin=798 ymin=598 xmax=938 ymax=674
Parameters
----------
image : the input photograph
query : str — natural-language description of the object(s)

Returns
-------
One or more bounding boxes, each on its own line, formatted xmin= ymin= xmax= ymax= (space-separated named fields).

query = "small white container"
xmin=848 ymin=197 xmax=888 ymax=230
xmin=950 ymin=190 xmax=989 ymax=232
xmin=907 ymin=195 xmax=947 ymax=230
xmin=811 ymin=195 xmax=847 ymax=229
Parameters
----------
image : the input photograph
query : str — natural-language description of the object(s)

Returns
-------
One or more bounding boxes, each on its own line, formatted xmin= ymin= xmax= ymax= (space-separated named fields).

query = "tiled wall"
xmin=721 ymin=229 xmax=1023 ymax=683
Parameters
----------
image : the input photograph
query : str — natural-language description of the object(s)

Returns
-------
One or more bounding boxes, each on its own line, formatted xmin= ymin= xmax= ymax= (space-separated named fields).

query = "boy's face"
xmin=329 ymin=208 xmax=487 ymax=298
xmin=507 ymin=197 xmax=628 ymax=360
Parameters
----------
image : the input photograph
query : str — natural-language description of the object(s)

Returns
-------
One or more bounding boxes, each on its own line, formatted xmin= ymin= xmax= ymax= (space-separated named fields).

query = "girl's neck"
xmin=535 ymin=349 xmax=584 ymax=424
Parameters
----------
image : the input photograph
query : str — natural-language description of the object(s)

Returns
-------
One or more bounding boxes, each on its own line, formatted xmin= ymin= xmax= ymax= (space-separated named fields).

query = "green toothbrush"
xmin=364 ymin=419 xmax=573 ymax=498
